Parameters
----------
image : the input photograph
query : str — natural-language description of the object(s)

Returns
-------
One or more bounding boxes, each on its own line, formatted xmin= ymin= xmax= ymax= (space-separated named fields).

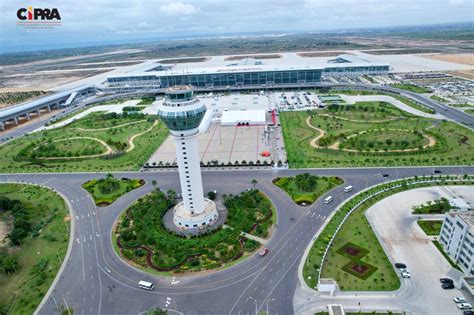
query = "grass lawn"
xmin=430 ymin=95 xmax=450 ymax=103
xmin=466 ymin=109 xmax=474 ymax=115
xmin=393 ymin=95 xmax=435 ymax=114
xmin=0 ymin=112 xmax=168 ymax=173
xmin=341 ymin=129 xmax=428 ymax=151
xmin=390 ymin=83 xmax=431 ymax=94
xmin=82 ymin=175 xmax=145 ymax=206
xmin=417 ymin=220 xmax=443 ymax=236
xmin=280 ymin=103 xmax=474 ymax=168
xmin=0 ymin=184 xmax=69 ymax=315
xmin=448 ymin=103 xmax=473 ymax=108
xmin=319 ymin=198 xmax=400 ymax=291
xmin=273 ymin=174 xmax=343 ymax=205
xmin=116 ymin=189 xmax=273 ymax=273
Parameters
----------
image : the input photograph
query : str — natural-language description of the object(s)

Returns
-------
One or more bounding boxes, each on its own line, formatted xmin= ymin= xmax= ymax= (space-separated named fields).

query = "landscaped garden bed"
xmin=273 ymin=173 xmax=343 ymax=205
xmin=82 ymin=174 xmax=144 ymax=206
xmin=115 ymin=189 xmax=274 ymax=273
xmin=280 ymin=101 xmax=474 ymax=168
xmin=412 ymin=197 xmax=452 ymax=214
xmin=0 ymin=111 xmax=168 ymax=172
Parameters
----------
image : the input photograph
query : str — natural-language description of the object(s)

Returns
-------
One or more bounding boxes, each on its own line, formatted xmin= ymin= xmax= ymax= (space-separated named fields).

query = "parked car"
xmin=440 ymin=278 xmax=454 ymax=284
xmin=259 ymin=248 xmax=269 ymax=257
xmin=463 ymin=311 xmax=473 ymax=315
xmin=454 ymin=297 xmax=467 ymax=303
xmin=401 ymin=271 xmax=411 ymax=278
xmin=442 ymin=283 xmax=455 ymax=289
xmin=394 ymin=263 xmax=407 ymax=269
xmin=458 ymin=303 xmax=472 ymax=310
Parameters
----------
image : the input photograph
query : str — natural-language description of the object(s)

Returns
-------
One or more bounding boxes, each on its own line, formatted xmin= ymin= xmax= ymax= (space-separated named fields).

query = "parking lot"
xmin=365 ymin=186 xmax=474 ymax=314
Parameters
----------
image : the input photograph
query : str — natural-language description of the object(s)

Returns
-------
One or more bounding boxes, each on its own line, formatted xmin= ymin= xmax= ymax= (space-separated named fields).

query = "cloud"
xmin=160 ymin=2 xmax=199 ymax=16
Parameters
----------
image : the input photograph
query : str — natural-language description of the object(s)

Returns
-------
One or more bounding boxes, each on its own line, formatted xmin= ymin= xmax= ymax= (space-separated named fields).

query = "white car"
xmin=401 ymin=271 xmax=410 ymax=278
xmin=457 ymin=303 xmax=472 ymax=309
xmin=454 ymin=297 xmax=467 ymax=303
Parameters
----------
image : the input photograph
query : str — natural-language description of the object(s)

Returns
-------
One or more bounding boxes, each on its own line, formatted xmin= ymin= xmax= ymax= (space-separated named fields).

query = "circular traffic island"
xmin=114 ymin=188 xmax=275 ymax=274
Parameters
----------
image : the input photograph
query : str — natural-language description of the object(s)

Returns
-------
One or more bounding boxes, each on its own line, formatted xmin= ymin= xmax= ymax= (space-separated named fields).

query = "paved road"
xmin=2 ymin=166 xmax=473 ymax=315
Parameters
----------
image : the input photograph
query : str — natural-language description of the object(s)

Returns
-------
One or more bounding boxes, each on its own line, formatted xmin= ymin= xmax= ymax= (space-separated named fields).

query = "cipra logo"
xmin=16 ymin=6 xmax=62 ymax=28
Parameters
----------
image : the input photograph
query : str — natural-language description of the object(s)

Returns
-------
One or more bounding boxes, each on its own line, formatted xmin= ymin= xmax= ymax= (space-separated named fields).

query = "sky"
xmin=0 ymin=0 xmax=472 ymax=53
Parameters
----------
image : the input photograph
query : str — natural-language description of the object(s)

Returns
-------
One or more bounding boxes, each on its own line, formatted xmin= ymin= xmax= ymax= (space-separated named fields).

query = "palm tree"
xmin=251 ymin=179 xmax=258 ymax=190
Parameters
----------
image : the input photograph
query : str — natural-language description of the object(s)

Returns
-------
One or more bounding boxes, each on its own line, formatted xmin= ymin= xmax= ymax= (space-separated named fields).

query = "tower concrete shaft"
xmin=171 ymin=128 xmax=204 ymax=214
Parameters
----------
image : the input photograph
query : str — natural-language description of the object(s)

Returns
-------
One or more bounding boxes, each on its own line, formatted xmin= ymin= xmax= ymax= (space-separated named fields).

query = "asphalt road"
xmin=2 ymin=166 xmax=473 ymax=315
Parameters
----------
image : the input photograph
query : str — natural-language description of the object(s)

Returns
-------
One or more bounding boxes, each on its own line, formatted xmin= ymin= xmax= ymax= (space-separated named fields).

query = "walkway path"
xmin=126 ymin=120 xmax=158 ymax=153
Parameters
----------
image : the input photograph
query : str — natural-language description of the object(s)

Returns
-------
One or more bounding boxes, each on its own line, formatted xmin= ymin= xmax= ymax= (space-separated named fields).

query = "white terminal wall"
xmin=221 ymin=109 xmax=267 ymax=126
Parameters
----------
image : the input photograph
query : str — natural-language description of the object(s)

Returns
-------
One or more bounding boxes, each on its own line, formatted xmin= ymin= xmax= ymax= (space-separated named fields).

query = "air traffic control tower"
xmin=157 ymin=86 xmax=218 ymax=230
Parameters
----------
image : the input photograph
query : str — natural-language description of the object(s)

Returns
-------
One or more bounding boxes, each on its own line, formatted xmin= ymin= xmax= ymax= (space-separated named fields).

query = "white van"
xmin=138 ymin=280 xmax=154 ymax=290
xmin=324 ymin=196 xmax=333 ymax=204
xmin=344 ymin=185 xmax=353 ymax=193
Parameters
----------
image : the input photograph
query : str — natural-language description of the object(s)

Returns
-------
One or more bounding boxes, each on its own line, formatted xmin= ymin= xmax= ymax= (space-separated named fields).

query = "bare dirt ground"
xmin=422 ymin=53 xmax=474 ymax=66
xmin=447 ymin=70 xmax=474 ymax=80
xmin=0 ymin=70 xmax=108 ymax=91
xmin=0 ymin=220 xmax=11 ymax=245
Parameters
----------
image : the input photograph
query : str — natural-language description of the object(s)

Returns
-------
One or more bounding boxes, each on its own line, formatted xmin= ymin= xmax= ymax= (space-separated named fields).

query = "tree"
xmin=152 ymin=180 xmax=157 ymax=190
xmin=251 ymin=179 xmax=258 ymax=190
xmin=207 ymin=191 xmax=216 ymax=200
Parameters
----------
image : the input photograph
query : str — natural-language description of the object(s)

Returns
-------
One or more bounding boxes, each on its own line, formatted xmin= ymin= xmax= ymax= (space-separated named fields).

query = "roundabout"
xmin=1 ymin=167 xmax=473 ymax=315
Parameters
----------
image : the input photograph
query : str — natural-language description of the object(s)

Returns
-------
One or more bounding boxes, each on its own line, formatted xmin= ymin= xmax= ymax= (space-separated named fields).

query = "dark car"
xmin=394 ymin=263 xmax=406 ymax=269
xmin=442 ymin=283 xmax=455 ymax=289
xmin=440 ymin=278 xmax=453 ymax=284
xmin=434 ymin=170 xmax=442 ymax=174
xmin=382 ymin=174 xmax=389 ymax=177
xmin=463 ymin=311 xmax=473 ymax=315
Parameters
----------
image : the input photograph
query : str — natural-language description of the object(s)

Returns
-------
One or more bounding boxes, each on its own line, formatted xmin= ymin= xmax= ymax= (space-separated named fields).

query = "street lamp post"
xmin=266 ymin=298 xmax=275 ymax=315
xmin=249 ymin=296 xmax=257 ymax=315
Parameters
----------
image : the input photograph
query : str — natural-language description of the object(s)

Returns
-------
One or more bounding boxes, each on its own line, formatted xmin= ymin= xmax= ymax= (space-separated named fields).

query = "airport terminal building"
xmin=105 ymin=54 xmax=390 ymax=91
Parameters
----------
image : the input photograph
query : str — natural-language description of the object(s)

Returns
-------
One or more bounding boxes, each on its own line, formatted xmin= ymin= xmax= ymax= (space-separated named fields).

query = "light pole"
xmin=266 ymin=298 xmax=275 ymax=315
xmin=249 ymin=296 xmax=257 ymax=315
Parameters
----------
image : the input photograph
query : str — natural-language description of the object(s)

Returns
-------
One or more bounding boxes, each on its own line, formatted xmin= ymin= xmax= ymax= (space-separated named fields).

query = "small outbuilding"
xmin=221 ymin=109 xmax=266 ymax=126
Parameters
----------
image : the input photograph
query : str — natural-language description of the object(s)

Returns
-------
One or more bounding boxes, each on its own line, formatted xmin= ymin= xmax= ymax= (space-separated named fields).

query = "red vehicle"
xmin=259 ymin=248 xmax=269 ymax=257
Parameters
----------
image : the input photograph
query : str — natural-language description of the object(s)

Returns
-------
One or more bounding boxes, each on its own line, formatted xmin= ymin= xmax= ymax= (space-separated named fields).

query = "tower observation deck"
xmin=157 ymin=86 xmax=218 ymax=230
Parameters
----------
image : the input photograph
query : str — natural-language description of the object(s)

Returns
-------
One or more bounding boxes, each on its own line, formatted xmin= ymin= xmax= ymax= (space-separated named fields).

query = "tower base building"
xmin=157 ymin=86 xmax=218 ymax=231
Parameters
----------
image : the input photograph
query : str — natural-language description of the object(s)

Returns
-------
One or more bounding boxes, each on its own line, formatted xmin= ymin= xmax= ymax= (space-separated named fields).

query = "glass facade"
xmin=107 ymin=65 xmax=389 ymax=88
xmin=107 ymin=69 xmax=323 ymax=88
xmin=157 ymin=106 xmax=206 ymax=131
